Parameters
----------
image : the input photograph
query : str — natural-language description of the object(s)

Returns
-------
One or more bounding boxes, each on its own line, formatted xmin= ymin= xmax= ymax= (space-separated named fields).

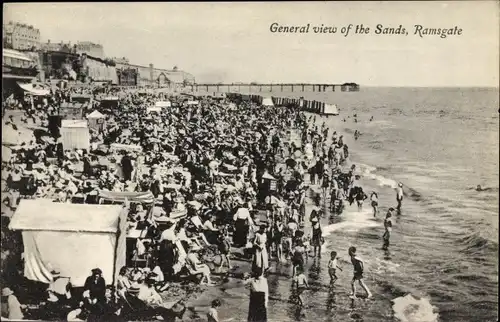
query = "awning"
xmin=17 ymin=82 xmax=50 ymax=96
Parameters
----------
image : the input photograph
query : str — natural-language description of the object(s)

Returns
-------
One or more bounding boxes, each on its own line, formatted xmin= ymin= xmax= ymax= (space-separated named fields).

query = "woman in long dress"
xmin=252 ymin=224 xmax=269 ymax=272
xmin=244 ymin=267 xmax=268 ymax=322
xmin=233 ymin=200 xmax=254 ymax=247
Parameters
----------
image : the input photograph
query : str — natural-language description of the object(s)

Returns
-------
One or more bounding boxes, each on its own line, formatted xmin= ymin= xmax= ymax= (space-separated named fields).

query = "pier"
xmin=185 ymin=82 xmax=360 ymax=93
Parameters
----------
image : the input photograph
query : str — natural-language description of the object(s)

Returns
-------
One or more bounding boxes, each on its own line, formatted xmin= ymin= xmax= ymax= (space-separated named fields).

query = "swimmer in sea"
xmin=475 ymin=185 xmax=492 ymax=192
xmin=396 ymin=183 xmax=404 ymax=213
xmin=348 ymin=246 xmax=373 ymax=299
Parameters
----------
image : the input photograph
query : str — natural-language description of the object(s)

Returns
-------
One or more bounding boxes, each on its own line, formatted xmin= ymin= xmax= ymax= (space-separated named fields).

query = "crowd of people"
xmin=1 ymin=83 xmax=403 ymax=321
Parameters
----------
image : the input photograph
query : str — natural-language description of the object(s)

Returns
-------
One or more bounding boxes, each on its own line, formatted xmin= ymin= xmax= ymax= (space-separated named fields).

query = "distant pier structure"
xmin=185 ymin=82 xmax=360 ymax=93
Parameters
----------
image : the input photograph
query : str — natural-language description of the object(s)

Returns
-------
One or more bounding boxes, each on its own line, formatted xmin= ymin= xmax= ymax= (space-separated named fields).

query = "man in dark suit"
xmin=83 ymin=268 xmax=106 ymax=307
xmin=121 ymin=153 xmax=133 ymax=181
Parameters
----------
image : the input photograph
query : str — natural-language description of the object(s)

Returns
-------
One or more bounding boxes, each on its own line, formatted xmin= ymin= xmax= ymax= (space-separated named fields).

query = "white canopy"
xmin=155 ymin=101 xmax=171 ymax=108
xmin=18 ymin=82 xmax=50 ymax=96
xmin=87 ymin=110 xmax=105 ymax=119
xmin=187 ymin=100 xmax=199 ymax=105
xmin=262 ymin=97 xmax=274 ymax=107
xmin=9 ymin=200 xmax=127 ymax=287
xmin=323 ymin=103 xmax=339 ymax=115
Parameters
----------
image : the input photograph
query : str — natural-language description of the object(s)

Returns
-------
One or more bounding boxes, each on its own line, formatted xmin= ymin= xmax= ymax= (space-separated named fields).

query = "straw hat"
xmin=2 ymin=287 xmax=14 ymax=296
xmin=51 ymin=269 xmax=61 ymax=278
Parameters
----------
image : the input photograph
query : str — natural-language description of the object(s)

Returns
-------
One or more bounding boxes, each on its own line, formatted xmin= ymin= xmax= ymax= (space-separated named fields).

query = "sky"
xmin=4 ymin=2 xmax=499 ymax=86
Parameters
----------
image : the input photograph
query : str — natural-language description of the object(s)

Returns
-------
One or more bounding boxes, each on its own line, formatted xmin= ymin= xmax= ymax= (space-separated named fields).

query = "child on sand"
xmin=328 ymin=251 xmax=342 ymax=285
xmin=207 ymin=299 xmax=221 ymax=322
xmin=291 ymin=266 xmax=309 ymax=307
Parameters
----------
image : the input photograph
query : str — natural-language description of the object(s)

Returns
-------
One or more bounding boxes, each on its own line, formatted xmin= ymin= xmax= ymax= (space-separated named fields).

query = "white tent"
xmin=87 ymin=110 xmax=106 ymax=131
xmin=322 ymin=103 xmax=339 ymax=116
xmin=187 ymin=100 xmax=199 ymax=105
xmin=61 ymin=120 xmax=90 ymax=150
xmin=87 ymin=110 xmax=105 ymax=119
xmin=155 ymin=101 xmax=171 ymax=108
xmin=262 ymin=97 xmax=274 ymax=107
xmin=9 ymin=200 xmax=127 ymax=287
xmin=147 ymin=106 xmax=162 ymax=113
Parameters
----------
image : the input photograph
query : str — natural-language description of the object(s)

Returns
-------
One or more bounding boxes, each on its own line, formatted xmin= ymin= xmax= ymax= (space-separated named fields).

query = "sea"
xmin=209 ymin=87 xmax=498 ymax=322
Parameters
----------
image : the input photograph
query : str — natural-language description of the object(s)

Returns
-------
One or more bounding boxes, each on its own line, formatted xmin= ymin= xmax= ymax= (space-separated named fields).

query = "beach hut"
xmin=87 ymin=110 xmax=106 ymax=131
xmin=8 ymin=200 xmax=127 ymax=287
xmin=322 ymin=103 xmax=339 ymax=116
xmin=262 ymin=97 xmax=274 ymax=107
xmin=61 ymin=119 xmax=90 ymax=150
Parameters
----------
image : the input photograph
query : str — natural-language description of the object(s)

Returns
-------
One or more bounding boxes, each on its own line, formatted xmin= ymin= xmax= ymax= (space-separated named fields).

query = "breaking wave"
xmin=392 ymin=294 xmax=439 ymax=322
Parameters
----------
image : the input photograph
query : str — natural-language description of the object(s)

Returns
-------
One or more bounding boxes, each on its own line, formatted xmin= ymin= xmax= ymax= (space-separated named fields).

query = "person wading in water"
xmin=382 ymin=208 xmax=394 ymax=251
xmin=348 ymin=246 xmax=373 ymax=299
xmin=396 ymin=183 xmax=404 ymax=214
